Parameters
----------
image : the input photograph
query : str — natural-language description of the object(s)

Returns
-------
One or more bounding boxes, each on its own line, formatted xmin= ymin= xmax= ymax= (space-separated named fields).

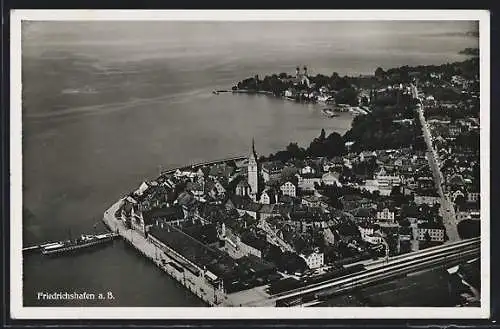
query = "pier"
xmin=102 ymin=199 xmax=226 ymax=307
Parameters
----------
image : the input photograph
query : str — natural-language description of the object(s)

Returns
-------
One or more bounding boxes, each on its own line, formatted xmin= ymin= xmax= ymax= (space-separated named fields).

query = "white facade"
xmin=238 ymin=239 xmax=263 ymax=259
xmin=358 ymin=226 xmax=375 ymax=241
xmin=280 ymin=181 xmax=297 ymax=197
xmin=417 ymin=228 xmax=445 ymax=242
xmin=322 ymin=172 xmax=341 ymax=186
xmin=414 ymin=195 xmax=441 ymax=205
xmin=365 ymin=234 xmax=384 ymax=245
xmin=259 ymin=190 xmax=277 ymax=205
xmin=376 ymin=208 xmax=395 ymax=223
xmin=301 ymin=165 xmax=316 ymax=175
xmin=297 ymin=174 xmax=322 ymax=191
xmin=300 ymin=252 xmax=324 ymax=269
xmin=376 ymin=173 xmax=401 ymax=188
xmin=467 ymin=192 xmax=480 ymax=202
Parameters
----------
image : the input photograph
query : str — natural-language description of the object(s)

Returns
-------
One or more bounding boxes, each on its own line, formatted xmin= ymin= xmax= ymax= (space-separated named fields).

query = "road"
xmin=416 ymin=97 xmax=460 ymax=242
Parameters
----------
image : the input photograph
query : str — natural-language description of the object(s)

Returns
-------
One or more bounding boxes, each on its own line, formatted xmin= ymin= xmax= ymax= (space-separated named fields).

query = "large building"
xmin=248 ymin=139 xmax=259 ymax=201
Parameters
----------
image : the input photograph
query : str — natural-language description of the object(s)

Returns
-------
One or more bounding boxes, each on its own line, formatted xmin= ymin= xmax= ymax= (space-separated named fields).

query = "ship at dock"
xmin=39 ymin=232 xmax=119 ymax=256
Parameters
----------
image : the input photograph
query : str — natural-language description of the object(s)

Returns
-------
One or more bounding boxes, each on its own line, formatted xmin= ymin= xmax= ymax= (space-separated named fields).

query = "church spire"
xmin=250 ymin=138 xmax=257 ymax=160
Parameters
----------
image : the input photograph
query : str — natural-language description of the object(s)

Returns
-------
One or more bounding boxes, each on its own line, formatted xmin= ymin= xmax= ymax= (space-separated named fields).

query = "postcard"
xmin=10 ymin=9 xmax=490 ymax=319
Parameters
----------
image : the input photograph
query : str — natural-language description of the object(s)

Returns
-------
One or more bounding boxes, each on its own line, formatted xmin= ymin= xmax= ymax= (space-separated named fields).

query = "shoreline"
xmin=102 ymin=155 xmax=253 ymax=307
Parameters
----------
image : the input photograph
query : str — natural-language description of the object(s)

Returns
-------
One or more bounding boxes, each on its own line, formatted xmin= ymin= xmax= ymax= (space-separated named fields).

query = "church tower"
xmin=247 ymin=138 xmax=259 ymax=200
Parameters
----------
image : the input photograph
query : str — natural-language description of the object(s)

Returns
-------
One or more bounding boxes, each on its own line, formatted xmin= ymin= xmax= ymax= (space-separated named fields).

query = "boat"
xmin=41 ymin=232 xmax=119 ymax=255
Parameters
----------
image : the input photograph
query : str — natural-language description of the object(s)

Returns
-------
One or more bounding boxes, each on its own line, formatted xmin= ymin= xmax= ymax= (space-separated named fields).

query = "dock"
xmin=102 ymin=199 xmax=226 ymax=307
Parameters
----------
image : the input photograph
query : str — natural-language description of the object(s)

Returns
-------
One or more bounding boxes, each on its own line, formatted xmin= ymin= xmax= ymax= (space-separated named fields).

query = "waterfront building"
xmin=248 ymin=139 xmax=259 ymax=201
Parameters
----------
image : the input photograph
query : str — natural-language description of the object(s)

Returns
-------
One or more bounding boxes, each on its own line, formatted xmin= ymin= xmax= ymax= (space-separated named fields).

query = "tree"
xmin=286 ymin=142 xmax=306 ymax=160
xmin=375 ymin=67 xmax=386 ymax=79
xmin=319 ymin=129 xmax=326 ymax=141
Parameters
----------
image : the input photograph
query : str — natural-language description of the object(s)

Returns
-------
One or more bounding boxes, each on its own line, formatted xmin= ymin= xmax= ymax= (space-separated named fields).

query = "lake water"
xmin=21 ymin=21 xmax=478 ymax=306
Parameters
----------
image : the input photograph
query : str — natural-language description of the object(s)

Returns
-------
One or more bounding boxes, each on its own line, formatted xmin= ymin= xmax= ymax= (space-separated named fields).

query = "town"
xmin=103 ymin=56 xmax=480 ymax=307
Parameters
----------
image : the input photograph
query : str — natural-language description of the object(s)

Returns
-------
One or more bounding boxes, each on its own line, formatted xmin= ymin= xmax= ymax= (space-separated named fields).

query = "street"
xmin=416 ymin=105 xmax=460 ymax=242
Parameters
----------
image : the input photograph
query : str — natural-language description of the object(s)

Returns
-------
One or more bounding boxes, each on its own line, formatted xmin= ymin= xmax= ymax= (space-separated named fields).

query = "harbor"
xmin=102 ymin=199 xmax=225 ymax=306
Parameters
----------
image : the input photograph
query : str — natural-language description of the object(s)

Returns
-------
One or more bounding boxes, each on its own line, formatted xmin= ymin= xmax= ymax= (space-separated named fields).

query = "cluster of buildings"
xmin=113 ymin=65 xmax=480 ymax=297
xmin=115 ymin=129 xmax=451 ymax=295
xmin=422 ymin=97 xmax=480 ymax=223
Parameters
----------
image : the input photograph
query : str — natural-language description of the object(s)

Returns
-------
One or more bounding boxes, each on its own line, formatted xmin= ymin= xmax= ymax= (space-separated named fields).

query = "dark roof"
xmin=351 ymin=207 xmax=376 ymax=218
xmin=241 ymin=232 xmax=269 ymax=252
xmin=177 ymin=191 xmax=197 ymax=207
xmin=449 ymin=174 xmax=465 ymax=186
xmin=182 ymin=223 xmax=219 ymax=245
xmin=143 ymin=206 xmax=184 ymax=225
xmin=262 ymin=161 xmax=285 ymax=172
xmin=300 ymin=172 xmax=322 ymax=179
xmin=197 ymin=166 xmax=211 ymax=177
xmin=237 ymin=179 xmax=250 ymax=188
xmin=209 ymin=163 xmax=234 ymax=179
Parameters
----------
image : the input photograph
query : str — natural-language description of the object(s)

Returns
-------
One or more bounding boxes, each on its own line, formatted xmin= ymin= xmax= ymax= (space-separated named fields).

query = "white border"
xmin=10 ymin=10 xmax=490 ymax=320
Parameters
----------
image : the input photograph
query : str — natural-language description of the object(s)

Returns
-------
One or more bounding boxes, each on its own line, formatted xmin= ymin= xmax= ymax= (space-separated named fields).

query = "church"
xmin=235 ymin=139 xmax=259 ymax=201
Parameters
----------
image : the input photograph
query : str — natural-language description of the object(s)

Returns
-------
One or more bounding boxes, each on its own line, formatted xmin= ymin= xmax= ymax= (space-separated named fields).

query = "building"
xmin=467 ymin=191 xmax=480 ymax=203
xmin=321 ymin=171 xmax=341 ymax=186
xmin=414 ymin=194 xmax=441 ymax=205
xmin=299 ymin=249 xmax=324 ymax=269
xmin=358 ymin=225 xmax=375 ymax=241
xmin=297 ymin=173 xmax=322 ymax=191
xmin=300 ymin=165 xmax=316 ymax=175
xmin=359 ymin=151 xmax=377 ymax=163
xmin=262 ymin=161 xmax=284 ymax=183
xmin=375 ymin=166 xmax=401 ymax=188
xmin=235 ymin=179 xmax=251 ymax=197
xmin=364 ymin=233 xmax=385 ymax=245
xmin=259 ymin=189 xmax=278 ymax=205
xmin=376 ymin=208 xmax=395 ymax=223
xmin=205 ymin=178 xmax=226 ymax=199
xmin=239 ymin=233 xmax=268 ymax=259
xmin=280 ymin=181 xmax=297 ymax=198
xmin=417 ymin=226 xmax=446 ymax=242
xmin=248 ymin=139 xmax=259 ymax=200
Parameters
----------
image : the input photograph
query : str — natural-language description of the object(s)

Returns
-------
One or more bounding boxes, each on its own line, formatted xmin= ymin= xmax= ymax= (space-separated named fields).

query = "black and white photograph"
xmin=10 ymin=10 xmax=490 ymax=319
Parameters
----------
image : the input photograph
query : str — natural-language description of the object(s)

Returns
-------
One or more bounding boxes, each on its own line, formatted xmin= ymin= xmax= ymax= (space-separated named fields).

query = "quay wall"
xmin=159 ymin=155 xmax=247 ymax=177
xmin=102 ymin=156 xmax=253 ymax=307
xmin=103 ymin=200 xmax=227 ymax=306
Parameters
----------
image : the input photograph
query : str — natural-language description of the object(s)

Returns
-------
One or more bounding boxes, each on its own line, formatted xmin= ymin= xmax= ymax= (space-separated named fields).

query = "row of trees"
xmin=263 ymin=129 xmax=346 ymax=163
xmin=373 ymin=57 xmax=479 ymax=83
